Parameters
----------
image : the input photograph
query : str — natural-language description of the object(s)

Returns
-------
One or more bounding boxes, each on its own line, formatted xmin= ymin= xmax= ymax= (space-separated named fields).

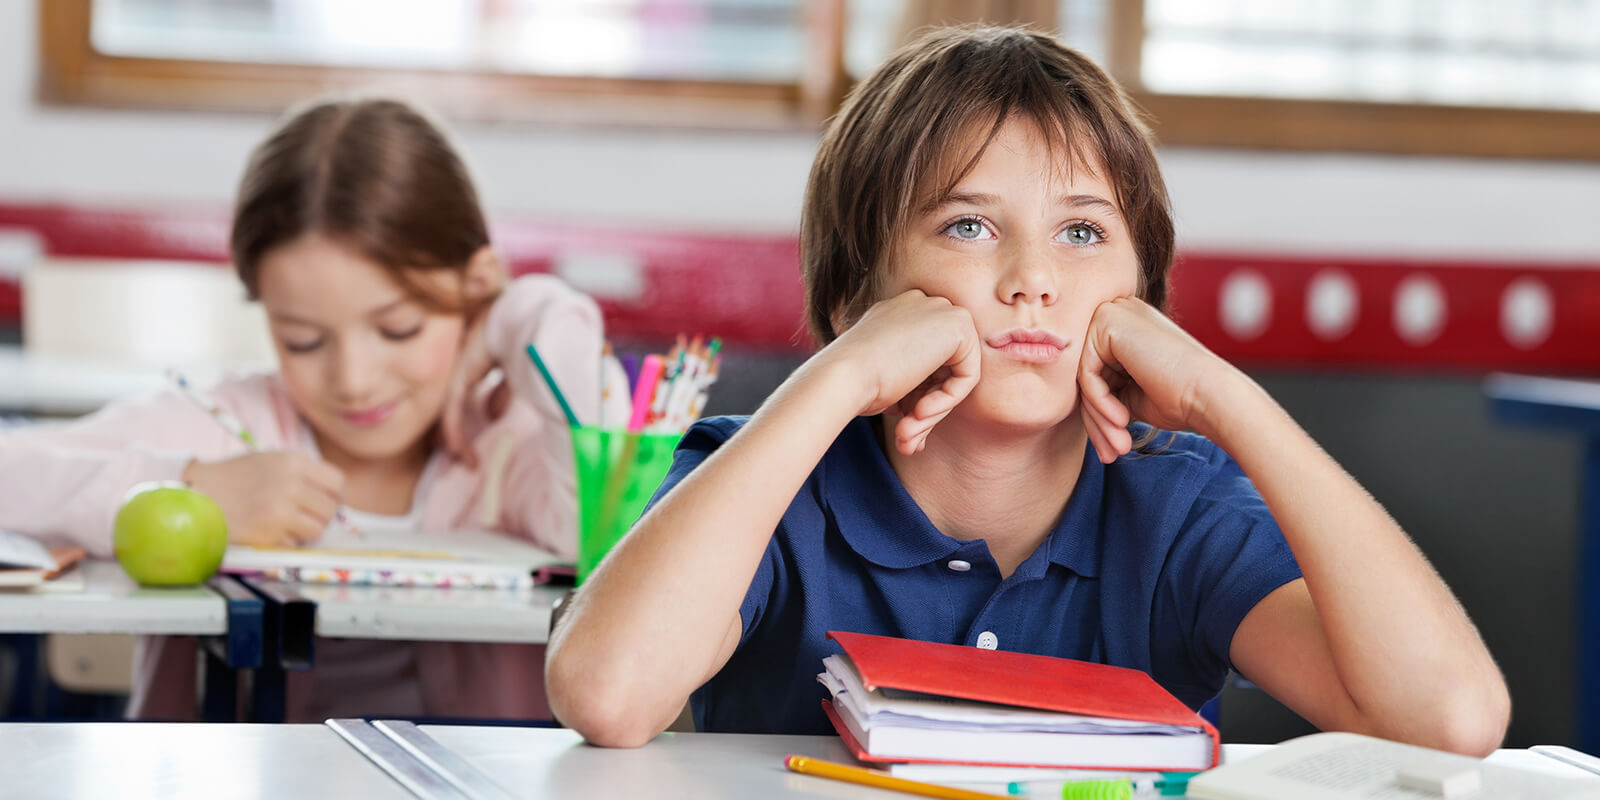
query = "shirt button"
xmin=946 ymin=559 xmax=971 ymax=572
xmin=976 ymin=631 xmax=998 ymax=650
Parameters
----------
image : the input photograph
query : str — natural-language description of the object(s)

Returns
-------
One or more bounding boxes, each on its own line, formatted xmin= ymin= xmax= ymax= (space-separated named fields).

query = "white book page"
xmin=0 ymin=530 xmax=60 ymax=570
xmin=1189 ymin=732 xmax=1600 ymax=800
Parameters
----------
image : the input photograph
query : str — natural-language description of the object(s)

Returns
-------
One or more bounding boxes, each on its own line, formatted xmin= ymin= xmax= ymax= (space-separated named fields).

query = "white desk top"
xmin=0 ymin=345 xmax=270 ymax=416
xmin=277 ymin=581 xmax=565 ymax=643
xmin=0 ymin=721 xmax=1594 ymax=800
xmin=0 ymin=561 xmax=226 ymax=635
xmin=422 ymin=726 xmax=864 ymax=799
xmin=3 ymin=722 xmax=411 ymax=800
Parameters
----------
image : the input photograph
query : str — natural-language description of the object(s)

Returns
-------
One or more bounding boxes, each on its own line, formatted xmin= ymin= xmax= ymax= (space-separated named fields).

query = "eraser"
xmin=1396 ymin=759 xmax=1482 ymax=797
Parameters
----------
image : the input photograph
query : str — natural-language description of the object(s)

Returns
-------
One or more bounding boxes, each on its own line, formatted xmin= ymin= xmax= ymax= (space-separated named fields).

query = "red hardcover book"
xmin=820 ymin=630 xmax=1221 ymax=771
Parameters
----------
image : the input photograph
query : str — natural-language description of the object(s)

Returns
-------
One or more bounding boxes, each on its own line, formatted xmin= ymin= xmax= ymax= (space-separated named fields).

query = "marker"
xmin=628 ymin=354 xmax=665 ymax=433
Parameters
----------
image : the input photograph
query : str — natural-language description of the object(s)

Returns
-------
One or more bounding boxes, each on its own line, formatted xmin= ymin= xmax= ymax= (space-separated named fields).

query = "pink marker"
xmin=628 ymin=354 xmax=665 ymax=432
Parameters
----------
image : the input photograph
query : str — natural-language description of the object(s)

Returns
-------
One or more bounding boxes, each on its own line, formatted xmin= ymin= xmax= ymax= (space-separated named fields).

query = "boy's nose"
xmin=996 ymin=246 xmax=1057 ymax=305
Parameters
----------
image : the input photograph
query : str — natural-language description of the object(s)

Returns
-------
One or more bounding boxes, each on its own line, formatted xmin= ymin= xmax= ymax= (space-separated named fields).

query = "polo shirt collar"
xmin=821 ymin=417 xmax=1104 ymax=578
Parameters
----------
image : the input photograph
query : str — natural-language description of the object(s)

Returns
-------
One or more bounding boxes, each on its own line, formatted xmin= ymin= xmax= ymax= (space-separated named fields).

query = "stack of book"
xmin=817 ymin=631 xmax=1219 ymax=780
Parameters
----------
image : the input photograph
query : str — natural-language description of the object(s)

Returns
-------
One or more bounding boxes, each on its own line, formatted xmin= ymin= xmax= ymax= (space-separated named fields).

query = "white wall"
xmin=4 ymin=0 xmax=1599 ymax=261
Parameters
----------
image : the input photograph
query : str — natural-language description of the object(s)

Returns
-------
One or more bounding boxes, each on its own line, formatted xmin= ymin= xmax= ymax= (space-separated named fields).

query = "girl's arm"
xmin=0 ymin=381 xmax=336 ymax=554
xmin=545 ymin=290 xmax=981 ymax=747
xmin=1078 ymin=297 xmax=1510 ymax=756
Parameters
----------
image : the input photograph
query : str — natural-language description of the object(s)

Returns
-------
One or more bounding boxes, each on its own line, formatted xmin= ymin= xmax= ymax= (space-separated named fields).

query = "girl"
xmin=546 ymin=26 xmax=1511 ymax=754
xmin=0 ymin=98 xmax=625 ymax=721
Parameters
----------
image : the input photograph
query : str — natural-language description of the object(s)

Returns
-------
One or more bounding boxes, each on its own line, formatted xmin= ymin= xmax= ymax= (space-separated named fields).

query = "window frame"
xmin=1105 ymin=0 xmax=1600 ymax=161
xmin=36 ymin=0 xmax=1600 ymax=158
xmin=37 ymin=0 xmax=847 ymax=129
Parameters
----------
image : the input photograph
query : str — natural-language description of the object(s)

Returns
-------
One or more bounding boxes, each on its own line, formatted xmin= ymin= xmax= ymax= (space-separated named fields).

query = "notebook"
xmin=819 ymin=630 xmax=1219 ymax=771
xmin=1186 ymin=731 xmax=1600 ymax=800
xmin=0 ymin=530 xmax=87 ymax=589
xmin=221 ymin=529 xmax=567 ymax=589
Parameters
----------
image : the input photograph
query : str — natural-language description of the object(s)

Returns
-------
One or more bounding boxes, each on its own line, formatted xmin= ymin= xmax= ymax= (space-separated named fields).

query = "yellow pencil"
xmin=784 ymin=755 xmax=1011 ymax=800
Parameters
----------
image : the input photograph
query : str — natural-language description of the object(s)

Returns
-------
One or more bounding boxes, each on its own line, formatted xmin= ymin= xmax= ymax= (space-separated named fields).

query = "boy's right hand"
xmin=823 ymin=289 xmax=982 ymax=454
xmin=181 ymin=452 xmax=345 ymax=547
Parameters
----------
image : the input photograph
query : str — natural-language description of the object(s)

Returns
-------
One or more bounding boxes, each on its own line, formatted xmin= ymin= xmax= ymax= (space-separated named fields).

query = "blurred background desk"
xmin=0 ymin=345 xmax=170 ymax=416
xmin=1487 ymin=374 xmax=1600 ymax=756
xmin=0 ymin=561 xmax=261 ymax=722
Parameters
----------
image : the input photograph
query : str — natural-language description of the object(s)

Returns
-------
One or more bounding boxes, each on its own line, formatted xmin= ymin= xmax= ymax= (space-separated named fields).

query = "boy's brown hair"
xmin=801 ymin=25 xmax=1174 ymax=345
xmin=231 ymin=97 xmax=491 ymax=313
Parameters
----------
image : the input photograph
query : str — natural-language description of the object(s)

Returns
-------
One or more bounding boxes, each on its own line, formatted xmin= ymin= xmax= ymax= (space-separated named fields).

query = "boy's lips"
xmin=986 ymin=328 xmax=1069 ymax=364
xmin=340 ymin=400 xmax=399 ymax=427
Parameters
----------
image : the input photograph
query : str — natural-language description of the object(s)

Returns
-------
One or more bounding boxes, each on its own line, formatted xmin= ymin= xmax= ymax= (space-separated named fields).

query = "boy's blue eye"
xmin=942 ymin=218 xmax=994 ymax=241
xmin=1057 ymin=222 xmax=1104 ymax=246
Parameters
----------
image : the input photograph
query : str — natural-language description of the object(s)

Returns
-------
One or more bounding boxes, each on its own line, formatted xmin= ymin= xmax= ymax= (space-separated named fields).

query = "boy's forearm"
xmin=547 ymin=354 xmax=867 ymax=744
xmin=1199 ymin=372 xmax=1508 ymax=744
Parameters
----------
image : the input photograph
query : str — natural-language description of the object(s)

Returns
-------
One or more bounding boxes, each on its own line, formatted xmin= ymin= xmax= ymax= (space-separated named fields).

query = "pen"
xmin=784 ymin=755 xmax=1011 ymax=800
xmin=168 ymin=370 xmax=361 ymax=538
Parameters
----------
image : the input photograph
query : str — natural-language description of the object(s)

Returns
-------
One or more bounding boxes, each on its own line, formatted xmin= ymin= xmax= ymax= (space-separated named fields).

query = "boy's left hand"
xmin=440 ymin=312 xmax=512 ymax=469
xmin=1076 ymin=297 xmax=1237 ymax=463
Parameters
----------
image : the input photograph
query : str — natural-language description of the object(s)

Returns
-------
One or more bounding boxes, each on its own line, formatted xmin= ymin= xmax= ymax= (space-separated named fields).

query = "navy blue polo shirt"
xmin=650 ymin=415 xmax=1302 ymax=736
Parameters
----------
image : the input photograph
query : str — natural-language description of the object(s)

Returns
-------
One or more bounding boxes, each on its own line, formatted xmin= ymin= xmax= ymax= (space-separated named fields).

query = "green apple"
xmin=113 ymin=481 xmax=229 ymax=587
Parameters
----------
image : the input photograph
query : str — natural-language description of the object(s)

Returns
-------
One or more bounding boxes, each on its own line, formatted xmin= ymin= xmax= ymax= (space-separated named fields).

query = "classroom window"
xmin=38 ymin=0 xmax=1600 ymax=157
xmin=40 ymin=0 xmax=855 ymax=126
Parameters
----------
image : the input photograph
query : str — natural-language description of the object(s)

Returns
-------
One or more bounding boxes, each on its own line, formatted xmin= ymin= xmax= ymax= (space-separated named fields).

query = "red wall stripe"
xmin=2 ymin=202 xmax=1595 ymax=372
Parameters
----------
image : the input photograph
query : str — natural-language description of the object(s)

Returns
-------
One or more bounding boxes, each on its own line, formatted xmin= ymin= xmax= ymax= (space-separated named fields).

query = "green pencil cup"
xmin=571 ymin=426 xmax=682 ymax=584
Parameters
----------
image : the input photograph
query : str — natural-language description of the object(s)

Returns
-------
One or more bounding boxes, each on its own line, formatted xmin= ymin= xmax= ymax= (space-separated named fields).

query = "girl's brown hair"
xmin=801 ymin=25 xmax=1175 ymax=345
xmin=231 ymin=98 xmax=491 ymax=312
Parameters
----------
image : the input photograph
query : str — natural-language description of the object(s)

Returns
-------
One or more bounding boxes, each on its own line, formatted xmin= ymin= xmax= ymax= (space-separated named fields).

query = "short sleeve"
xmin=641 ymin=417 xmax=781 ymax=647
xmin=1149 ymin=454 xmax=1302 ymax=701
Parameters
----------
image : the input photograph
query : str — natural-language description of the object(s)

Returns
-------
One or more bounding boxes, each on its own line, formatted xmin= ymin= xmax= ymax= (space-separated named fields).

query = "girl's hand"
xmin=1077 ymin=297 xmax=1238 ymax=462
xmin=182 ymin=452 xmax=345 ymax=547
xmin=823 ymin=289 xmax=982 ymax=455
xmin=440 ymin=311 xmax=512 ymax=469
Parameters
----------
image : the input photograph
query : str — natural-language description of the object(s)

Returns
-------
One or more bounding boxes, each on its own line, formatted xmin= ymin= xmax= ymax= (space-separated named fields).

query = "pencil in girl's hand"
xmin=167 ymin=369 xmax=259 ymax=449
xmin=167 ymin=369 xmax=362 ymax=538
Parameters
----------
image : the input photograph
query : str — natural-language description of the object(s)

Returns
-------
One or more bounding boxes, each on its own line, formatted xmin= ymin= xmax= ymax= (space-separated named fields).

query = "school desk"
xmin=0 ymin=345 xmax=165 ymax=416
xmin=229 ymin=574 xmax=565 ymax=723
xmin=0 ymin=561 xmax=268 ymax=722
xmin=0 ymin=344 xmax=258 ymax=417
xmin=1487 ymin=373 xmax=1600 ymax=755
xmin=3 ymin=720 xmax=1592 ymax=800
xmin=243 ymin=576 xmax=566 ymax=645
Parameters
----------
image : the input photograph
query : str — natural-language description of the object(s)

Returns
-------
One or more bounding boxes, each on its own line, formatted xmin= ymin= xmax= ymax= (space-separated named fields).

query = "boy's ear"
xmin=462 ymin=245 xmax=506 ymax=301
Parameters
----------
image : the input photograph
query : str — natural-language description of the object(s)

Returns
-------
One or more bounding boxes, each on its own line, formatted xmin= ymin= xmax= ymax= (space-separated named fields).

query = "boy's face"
xmin=257 ymin=234 xmax=466 ymax=469
xmin=880 ymin=118 xmax=1140 ymax=433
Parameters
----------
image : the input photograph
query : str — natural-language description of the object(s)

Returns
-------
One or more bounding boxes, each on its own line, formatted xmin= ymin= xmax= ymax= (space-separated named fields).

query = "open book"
xmin=0 ymin=530 xmax=86 ymax=589
xmin=221 ymin=529 xmax=567 ymax=589
xmin=1187 ymin=732 xmax=1600 ymax=800
xmin=818 ymin=630 xmax=1218 ymax=771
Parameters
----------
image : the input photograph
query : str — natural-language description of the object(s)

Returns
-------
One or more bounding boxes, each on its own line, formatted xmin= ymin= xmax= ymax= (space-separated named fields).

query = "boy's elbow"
xmin=546 ymin=649 xmax=664 ymax=748
xmin=1414 ymin=680 xmax=1511 ymax=757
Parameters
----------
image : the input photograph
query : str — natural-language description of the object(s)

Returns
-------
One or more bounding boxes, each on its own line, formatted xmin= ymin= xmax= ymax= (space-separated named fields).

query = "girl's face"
xmin=256 ymin=234 xmax=466 ymax=468
xmin=880 ymin=118 xmax=1141 ymax=433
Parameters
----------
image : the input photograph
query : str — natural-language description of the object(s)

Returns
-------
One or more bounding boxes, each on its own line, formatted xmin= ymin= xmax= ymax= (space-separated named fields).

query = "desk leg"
xmin=1583 ymin=440 xmax=1600 ymax=755
xmin=200 ymin=644 xmax=236 ymax=722
xmin=251 ymin=664 xmax=287 ymax=723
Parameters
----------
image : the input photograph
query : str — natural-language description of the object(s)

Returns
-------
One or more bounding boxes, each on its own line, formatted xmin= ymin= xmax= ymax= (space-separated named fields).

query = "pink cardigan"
xmin=0 ymin=275 xmax=624 ymax=721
